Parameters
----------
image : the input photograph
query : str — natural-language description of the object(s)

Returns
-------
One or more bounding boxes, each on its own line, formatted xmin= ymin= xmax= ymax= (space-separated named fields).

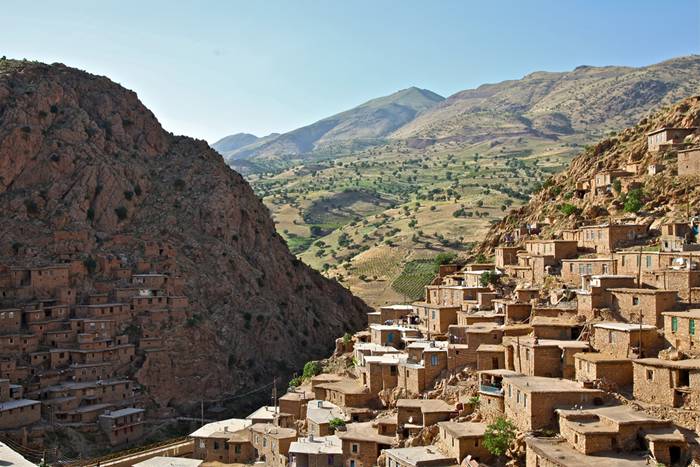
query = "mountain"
xmin=222 ymin=87 xmax=444 ymax=164
xmin=393 ymin=56 xmax=700 ymax=143
xmin=212 ymin=132 xmax=260 ymax=153
xmin=477 ymin=95 xmax=700 ymax=253
xmin=0 ymin=58 xmax=369 ymax=420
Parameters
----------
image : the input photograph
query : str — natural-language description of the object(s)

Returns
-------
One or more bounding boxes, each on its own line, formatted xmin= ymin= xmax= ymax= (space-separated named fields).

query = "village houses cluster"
xmin=167 ymin=131 xmax=700 ymax=467
xmin=2 ymin=129 xmax=700 ymax=466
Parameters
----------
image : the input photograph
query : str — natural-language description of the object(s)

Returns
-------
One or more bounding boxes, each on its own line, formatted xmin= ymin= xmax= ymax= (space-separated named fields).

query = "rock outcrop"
xmin=0 ymin=59 xmax=370 ymax=410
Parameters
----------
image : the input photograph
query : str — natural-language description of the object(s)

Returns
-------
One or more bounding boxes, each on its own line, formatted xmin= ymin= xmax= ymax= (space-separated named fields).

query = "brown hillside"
xmin=0 ymin=59 xmax=369 ymax=411
xmin=478 ymin=95 xmax=700 ymax=252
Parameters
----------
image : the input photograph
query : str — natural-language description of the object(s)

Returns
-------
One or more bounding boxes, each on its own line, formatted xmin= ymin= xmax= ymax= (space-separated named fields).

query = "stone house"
xmin=567 ymin=224 xmax=648 ymax=254
xmin=560 ymin=258 xmax=617 ymax=286
xmin=305 ymin=400 xmax=347 ymax=437
xmin=663 ymin=309 xmax=700 ymax=354
xmin=396 ymin=348 xmax=448 ymax=395
xmin=313 ymin=379 xmax=375 ymax=410
xmin=367 ymin=305 xmax=414 ymax=325
xmin=98 ymin=407 xmax=145 ymax=446
xmin=476 ymin=344 xmax=505 ymax=371
xmin=278 ymin=389 xmax=315 ymax=421
xmin=591 ymin=322 xmax=665 ymax=358
xmin=556 ymin=405 xmax=688 ymax=465
xmin=525 ymin=436 xmax=651 ymax=467
xmin=647 ymin=127 xmax=696 ymax=152
xmin=369 ymin=324 xmax=421 ymax=349
xmin=607 ymin=288 xmax=678 ymax=327
xmin=574 ymin=353 xmax=633 ymax=388
xmin=456 ymin=310 xmax=503 ymax=327
xmin=360 ymin=352 xmax=405 ymax=395
xmin=643 ymin=268 xmax=700 ymax=302
xmin=288 ymin=435 xmax=343 ymax=467
xmin=353 ymin=342 xmax=400 ymax=367
xmin=412 ymin=304 xmax=460 ymax=335
xmin=437 ymin=422 xmax=491 ymax=464
xmin=677 ymin=147 xmax=700 ymax=176
xmin=249 ymin=423 xmax=297 ymax=467
xmin=424 ymin=286 xmax=490 ymax=308
xmin=338 ymin=421 xmax=395 ymax=467
xmin=524 ymin=240 xmax=578 ymax=260
xmin=382 ymin=446 xmax=456 ymax=467
xmin=0 ymin=396 xmax=41 ymax=430
xmin=446 ymin=323 xmax=503 ymax=366
xmin=0 ymin=309 xmax=21 ymax=334
xmin=589 ymin=170 xmax=634 ymax=197
xmin=632 ymin=358 xmax=700 ymax=409
xmin=477 ymin=369 xmax=517 ymax=423
xmin=502 ymin=375 xmax=605 ymax=431
xmin=495 ymin=246 xmax=523 ymax=268
xmin=613 ymin=250 xmax=679 ymax=277
xmin=575 ymin=274 xmax=637 ymax=319
xmin=530 ymin=317 xmax=582 ymax=340
xmin=396 ymin=399 xmax=455 ymax=438
xmin=507 ymin=337 xmax=590 ymax=379
xmin=492 ymin=300 xmax=531 ymax=324
xmin=189 ymin=417 xmax=252 ymax=462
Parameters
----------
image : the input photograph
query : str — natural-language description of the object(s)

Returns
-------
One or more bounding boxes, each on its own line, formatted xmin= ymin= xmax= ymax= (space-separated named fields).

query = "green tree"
xmin=479 ymin=270 xmax=498 ymax=287
xmin=624 ymin=188 xmax=644 ymax=213
xmin=559 ymin=203 xmax=578 ymax=216
xmin=329 ymin=417 xmax=346 ymax=431
xmin=484 ymin=417 xmax=517 ymax=457
xmin=302 ymin=361 xmax=322 ymax=379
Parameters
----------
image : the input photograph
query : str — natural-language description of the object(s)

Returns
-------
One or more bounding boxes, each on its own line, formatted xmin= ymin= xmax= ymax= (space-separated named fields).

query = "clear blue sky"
xmin=2 ymin=0 xmax=698 ymax=143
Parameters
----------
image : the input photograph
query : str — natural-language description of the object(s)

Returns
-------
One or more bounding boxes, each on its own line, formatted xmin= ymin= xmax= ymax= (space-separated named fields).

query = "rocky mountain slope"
xmin=394 ymin=56 xmax=700 ymax=144
xmin=477 ymin=95 xmax=700 ymax=252
xmin=0 ymin=58 xmax=369 ymax=410
xmin=212 ymin=132 xmax=261 ymax=153
xmin=220 ymin=87 xmax=444 ymax=164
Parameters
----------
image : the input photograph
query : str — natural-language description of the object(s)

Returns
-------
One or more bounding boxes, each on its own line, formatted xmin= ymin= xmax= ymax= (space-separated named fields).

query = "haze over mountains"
xmin=214 ymin=55 xmax=700 ymax=172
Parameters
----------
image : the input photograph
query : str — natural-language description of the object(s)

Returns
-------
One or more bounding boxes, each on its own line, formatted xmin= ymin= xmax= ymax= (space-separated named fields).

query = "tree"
xmin=329 ymin=417 xmax=346 ymax=431
xmin=559 ymin=203 xmax=578 ymax=216
xmin=302 ymin=361 xmax=322 ymax=379
xmin=624 ymin=188 xmax=644 ymax=213
xmin=479 ymin=270 xmax=498 ymax=287
xmin=484 ymin=417 xmax=517 ymax=457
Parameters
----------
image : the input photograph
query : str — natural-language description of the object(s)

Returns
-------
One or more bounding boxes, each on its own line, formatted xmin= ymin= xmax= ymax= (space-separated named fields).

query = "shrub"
xmin=329 ymin=417 xmax=346 ymax=431
xmin=302 ymin=361 xmax=322 ymax=379
xmin=559 ymin=203 xmax=578 ymax=216
xmin=288 ymin=376 xmax=303 ymax=388
xmin=484 ymin=417 xmax=517 ymax=457
xmin=342 ymin=332 xmax=352 ymax=345
xmin=114 ymin=206 xmax=128 ymax=220
xmin=624 ymin=188 xmax=644 ymax=213
xmin=479 ymin=270 xmax=498 ymax=287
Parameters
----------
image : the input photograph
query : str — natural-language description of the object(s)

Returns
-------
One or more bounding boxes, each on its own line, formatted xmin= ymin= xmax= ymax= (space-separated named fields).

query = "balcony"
xmin=479 ymin=384 xmax=503 ymax=396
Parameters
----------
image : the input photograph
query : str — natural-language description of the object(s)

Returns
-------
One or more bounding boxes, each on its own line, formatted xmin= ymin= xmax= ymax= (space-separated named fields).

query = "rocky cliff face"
xmin=0 ymin=59 xmax=369 ymax=409
xmin=477 ymin=95 xmax=700 ymax=252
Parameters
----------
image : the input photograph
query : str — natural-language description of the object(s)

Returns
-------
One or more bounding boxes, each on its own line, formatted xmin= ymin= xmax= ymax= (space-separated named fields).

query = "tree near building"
xmin=484 ymin=417 xmax=517 ymax=457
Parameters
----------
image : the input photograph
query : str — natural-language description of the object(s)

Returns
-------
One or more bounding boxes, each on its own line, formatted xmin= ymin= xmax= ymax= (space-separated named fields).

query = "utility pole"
xmin=200 ymin=400 xmax=204 ymax=427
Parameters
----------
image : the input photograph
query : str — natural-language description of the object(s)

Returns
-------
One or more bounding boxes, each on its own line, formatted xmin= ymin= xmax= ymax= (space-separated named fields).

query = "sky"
xmin=1 ymin=1 xmax=699 ymax=143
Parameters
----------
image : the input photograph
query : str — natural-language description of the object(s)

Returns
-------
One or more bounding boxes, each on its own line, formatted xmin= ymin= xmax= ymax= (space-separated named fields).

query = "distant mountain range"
xmin=214 ymin=55 xmax=700 ymax=171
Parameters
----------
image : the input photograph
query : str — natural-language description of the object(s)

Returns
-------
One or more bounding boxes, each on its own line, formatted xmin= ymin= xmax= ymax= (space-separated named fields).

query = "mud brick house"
xmin=353 ymin=343 xmax=400 ymax=367
xmin=613 ymin=250 xmax=679 ymax=277
xmin=383 ymin=446 xmax=456 ymax=467
xmin=313 ymin=379 xmax=375 ymax=411
xmin=643 ymin=268 xmax=700 ymax=302
xmin=574 ymin=353 xmax=633 ymax=388
xmin=397 ymin=347 xmax=450 ymax=394
xmin=249 ymin=423 xmax=297 ymax=467
xmin=659 ymin=221 xmax=700 ymax=252
xmin=278 ymin=389 xmax=315 ymax=421
xmin=477 ymin=369 xmax=518 ymax=422
xmin=437 ymin=422 xmax=491 ymax=464
xmin=677 ymin=147 xmax=700 ymax=176
xmin=456 ymin=310 xmax=503 ymax=326
xmin=492 ymin=300 xmax=531 ymax=323
xmin=476 ymin=344 xmax=505 ymax=371
xmin=525 ymin=435 xmax=651 ymax=467
xmin=424 ymin=286 xmax=491 ymax=309
xmin=530 ymin=317 xmax=582 ymax=340
xmin=607 ymin=288 xmax=679 ymax=327
xmin=495 ymin=246 xmax=523 ymax=268
xmin=0 ymin=308 xmax=21 ymax=333
xmin=338 ymin=421 xmax=395 ymax=467
xmin=524 ymin=240 xmax=578 ymax=260
xmin=361 ymin=352 xmax=405 ymax=395
xmin=591 ymin=322 xmax=665 ymax=358
xmin=507 ymin=337 xmax=589 ymax=379
xmin=369 ymin=324 xmax=421 ymax=349
xmin=98 ymin=407 xmax=145 ymax=446
xmin=246 ymin=405 xmax=294 ymax=428
xmin=288 ymin=435 xmax=343 ymax=467
xmin=560 ymin=258 xmax=617 ymax=285
xmin=663 ymin=309 xmax=700 ymax=353
xmin=396 ymin=399 xmax=455 ymax=438
xmin=589 ymin=170 xmax=634 ymax=197
xmin=0 ymin=394 xmax=40 ymax=430
xmin=633 ymin=358 xmax=700 ymax=409
xmin=446 ymin=323 xmax=502 ymax=366
xmin=554 ymin=405 xmax=688 ymax=465
xmin=502 ymin=375 xmax=605 ymax=431
xmin=565 ymin=224 xmax=648 ymax=254
xmin=367 ymin=304 xmax=414 ymax=325
xmin=647 ymin=127 xmax=696 ymax=152
xmin=412 ymin=303 xmax=460 ymax=335
xmin=575 ymin=275 xmax=637 ymax=319
xmin=189 ymin=417 xmax=252 ymax=462
xmin=305 ymin=400 xmax=346 ymax=437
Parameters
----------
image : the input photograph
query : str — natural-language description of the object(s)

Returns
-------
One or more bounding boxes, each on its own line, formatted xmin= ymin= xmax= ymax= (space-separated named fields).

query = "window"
xmin=523 ymin=394 xmax=527 ymax=408
xmin=672 ymin=317 xmax=678 ymax=333
xmin=350 ymin=461 xmax=356 ymax=467
xmin=691 ymin=319 xmax=696 ymax=336
xmin=632 ymin=296 xmax=640 ymax=306
xmin=387 ymin=333 xmax=394 ymax=343
xmin=516 ymin=390 xmax=521 ymax=403
xmin=646 ymin=369 xmax=654 ymax=381
xmin=327 ymin=455 xmax=334 ymax=465
xmin=608 ymin=331 xmax=613 ymax=344
xmin=235 ymin=444 xmax=241 ymax=453
xmin=646 ymin=256 xmax=652 ymax=268
xmin=432 ymin=310 xmax=436 ymax=320
xmin=508 ymin=385 xmax=511 ymax=398
xmin=431 ymin=355 xmax=439 ymax=367
xmin=351 ymin=444 xmax=359 ymax=454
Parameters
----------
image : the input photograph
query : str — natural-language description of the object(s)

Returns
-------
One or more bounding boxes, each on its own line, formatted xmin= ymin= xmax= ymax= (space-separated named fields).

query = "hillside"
xmin=0 ymin=58 xmax=369 ymax=426
xmin=477 ymin=95 xmax=700 ymax=253
xmin=394 ymin=55 xmax=700 ymax=143
xmin=211 ymin=132 xmax=260 ymax=153
xmin=222 ymin=87 xmax=444 ymax=166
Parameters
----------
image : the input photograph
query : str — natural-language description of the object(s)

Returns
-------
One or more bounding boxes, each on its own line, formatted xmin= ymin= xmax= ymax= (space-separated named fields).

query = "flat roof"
xmin=525 ymin=436 xmax=649 ymax=466
xmin=316 ymin=379 xmax=368 ymax=395
xmin=289 ymin=435 xmax=343 ymax=455
xmin=306 ymin=400 xmax=345 ymax=424
xmin=558 ymin=404 xmax=665 ymax=426
xmin=607 ymin=288 xmax=677 ymax=295
xmin=503 ymin=375 xmax=602 ymax=394
xmin=279 ymin=390 xmax=315 ymax=402
xmin=633 ymin=358 xmax=700 ymax=370
xmin=133 ymin=458 xmax=203 ymax=467
xmin=647 ymin=127 xmax=696 ymax=136
xmin=573 ymin=353 xmax=631 ymax=363
xmin=249 ymin=423 xmax=296 ymax=439
xmin=189 ymin=418 xmax=251 ymax=438
xmin=593 ymin=322 xmax=657 ymax=332
xmin=662 ymin=309 xmax=700 ymax=318
xmin=380 ymin=304 xmax=414 ymax=310
xmin=476 ymin=344 xmax=505 ymax=353
xmin=438 ymin=421 xmax=487 ymax=438
xmin=100 ymin=407 xmax=144 ymax=418
xmin=396 ymin=399 xmax=454 ymax=413
xmin=0 ymin=399 xmax=40 ymax=411
xmin=0 ymin=442 xmax=36 ymax=467
xmin=384 ymin=446 xmax=457 ymax=465
xmin=337 ymin=421 xmax=395 ymax=444
xmin=515 ymin=337 xmax=589 ymax=349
